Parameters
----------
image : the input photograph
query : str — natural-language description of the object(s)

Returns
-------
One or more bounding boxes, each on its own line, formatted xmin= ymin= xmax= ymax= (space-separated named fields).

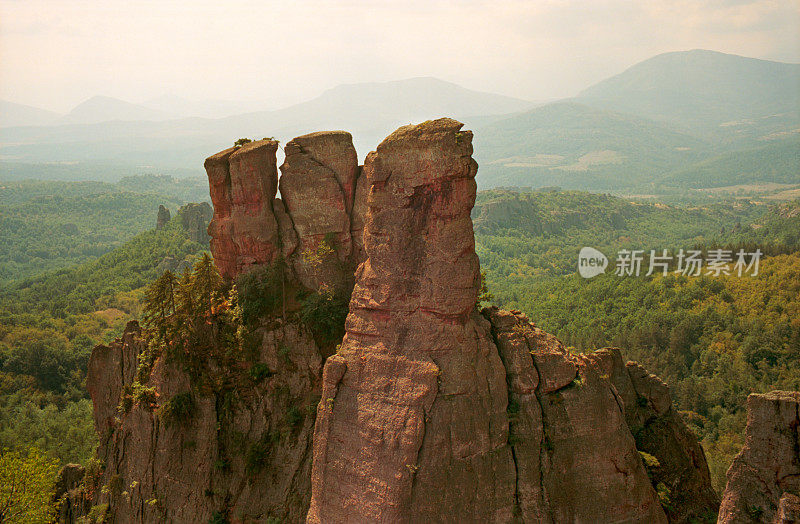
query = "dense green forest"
xmin=0 ymin=216 xmax=206 ymax=465
xmin=0 ymin=175 xmax=208 ymax=280
xmin=472 ymin=189 xmax=767 ymax=279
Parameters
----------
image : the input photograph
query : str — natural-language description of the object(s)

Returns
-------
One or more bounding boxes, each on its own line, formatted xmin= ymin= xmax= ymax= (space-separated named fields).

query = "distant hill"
xmin=0 ymin=77 xmax=534 ymax=169
xmin=0 ymin=100 xmax=61 ymax=127
xmin=472 ymin=101 xmax=708 ymax=190
xmin=660 ymin=137 xmax=800 ymax=189
xmin=577 ymin=50 xmax=800 ymax=140
xmin=0 ymin=55 xmax=797 ymax=194
xmin=142 ymin=95 xmax=263 ymax=119
xmin=212 ymin=76 xmax=536 ymax=154
xmin=472 ymin=51 xmax=800 ymax=190
xmin=58 ymin=95 xmax=174 ymax=125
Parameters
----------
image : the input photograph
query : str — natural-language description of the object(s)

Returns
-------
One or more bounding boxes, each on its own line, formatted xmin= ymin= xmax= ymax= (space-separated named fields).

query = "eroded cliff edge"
xmin=76 ymin=120 xmax=718 ymax=523
xmin=718 ymin=391 xmax=800 ymax=524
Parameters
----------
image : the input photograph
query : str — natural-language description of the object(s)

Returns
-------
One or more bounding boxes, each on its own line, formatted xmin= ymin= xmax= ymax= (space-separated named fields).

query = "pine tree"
xmin=142 ymin=270 xmax=177 ymax=337
xmin=191 ymin=253 xmax=224 ymax=319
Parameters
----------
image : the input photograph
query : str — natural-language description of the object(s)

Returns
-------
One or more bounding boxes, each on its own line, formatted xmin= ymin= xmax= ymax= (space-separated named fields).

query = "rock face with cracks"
xmin=67 ymin=120 xmax=720 ymax=523
xmin=718 ymin=391 xmax=800 ymax=524
xmin=306 ymin=119 xmax=716 ymax=523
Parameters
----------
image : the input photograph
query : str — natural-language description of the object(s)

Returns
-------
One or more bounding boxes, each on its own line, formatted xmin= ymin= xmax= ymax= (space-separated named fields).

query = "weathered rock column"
xmin=204 ymin=140 xmax=281 ymax=278
xmin=279 ymin=131 xmax=358 ymax=292
xmin=308 ymin=119 xmax=517 ymax=522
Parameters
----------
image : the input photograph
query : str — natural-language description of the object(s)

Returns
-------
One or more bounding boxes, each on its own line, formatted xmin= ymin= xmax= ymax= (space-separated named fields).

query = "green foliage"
xmin=157 ymin=392 xmax=195 ymax=427
xmin=81 ymin=503 xmax=110 ymax=523
xmin=209 ymin=510 xmax=230 ymax=524
xmin=233 ymin=138 xmax=252 ymax=147
xmin=638 ymin=451 xmax=661 ymax=470
xmin=299 ymin=286 xmax=349 ymax=347
xmin=235 ymin=261 xmax=287 ymax=326
xmin=140 ymin=253 xmax=237 ymax=381
xmin=132 ymin=384 xmax=157 ymax=410
xmin=248 ymin=363 xmax=273 ymax=383
xmin=656 ymin=482 xmax=673 ymax=511
xmin=477 ymin=270 xmax=493 ymax=307
xmin=0 ymin=447 xmax=59 ymax=523
xmin=0 ymin=397 xmax=95 ymax=465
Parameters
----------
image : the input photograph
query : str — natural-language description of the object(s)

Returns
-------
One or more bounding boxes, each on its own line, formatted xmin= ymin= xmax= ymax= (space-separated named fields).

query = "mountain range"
xmin=0 ymin=50 xmax=797 ymax=193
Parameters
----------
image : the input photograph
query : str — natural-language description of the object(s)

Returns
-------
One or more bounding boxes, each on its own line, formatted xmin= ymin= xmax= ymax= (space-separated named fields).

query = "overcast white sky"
xmin=1 ymin=0 xmax=798 ymax=113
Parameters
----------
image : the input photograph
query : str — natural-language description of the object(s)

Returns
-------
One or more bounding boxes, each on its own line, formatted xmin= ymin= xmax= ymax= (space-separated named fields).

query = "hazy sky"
xmin=1 ymin=0 xmax=798 ymax=113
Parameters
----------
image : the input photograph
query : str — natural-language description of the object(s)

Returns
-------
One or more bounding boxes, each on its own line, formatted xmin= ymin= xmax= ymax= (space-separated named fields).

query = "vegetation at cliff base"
xmin=0 ymin=447 xmax=60 ymax=523
xmin=0 ymin=181 xmax=208 ymax=466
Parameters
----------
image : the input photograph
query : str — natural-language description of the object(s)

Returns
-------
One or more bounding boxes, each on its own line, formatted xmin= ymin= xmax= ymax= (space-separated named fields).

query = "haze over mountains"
xmin=1 ymin=49 xmax=798 ymax=193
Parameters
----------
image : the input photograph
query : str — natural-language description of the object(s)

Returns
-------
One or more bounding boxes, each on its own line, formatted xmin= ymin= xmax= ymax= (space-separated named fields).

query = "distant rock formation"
xmin=718 ymin=391 xmax=800 ymax=524
xmin=69 ymin=120 xmax=719 ymax=523
xmin=54 ymin=464 xmax=90 ymax=522
xmin=155 ymin=204 xmax=170 ymax=230
xmin=177 ymin=202 xmax=212 ymax=244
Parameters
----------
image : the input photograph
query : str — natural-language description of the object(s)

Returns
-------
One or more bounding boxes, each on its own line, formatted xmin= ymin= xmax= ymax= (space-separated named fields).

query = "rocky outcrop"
xmin=73 ymin=120 xmax=718 ymax=523
xmin=155 ymin=204 xmax=170 ymax=230
xmin=54 ymin=464 xmax=91 ymax=522
xmin=205 ymin=132 xmax=367 ymax=290
xmin=590 ymin=349 xmax=720 ymax=523
xmin=82 ymin=319 xmax=323 ymax=523
xmin=307 ymin=119 xmax=715 ymax=523
xmin=718 ymin=391 xmax=800 ymax=524
xmin=279 ymin=132 xmax=358 ymax=292
xmin=177 ymin=201 xmax=212 ymax=244
xmin=205 ymin=140 xmax=282 ymax=278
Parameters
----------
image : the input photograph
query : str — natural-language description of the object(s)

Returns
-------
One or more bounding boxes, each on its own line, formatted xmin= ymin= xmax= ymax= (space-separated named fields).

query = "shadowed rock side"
xmin=718 ymin=391 xmax=800 ymax=524
xmin=83 ymin=320 xmax=322 ymax=523
xmin=156 ymin=204 xmax=170 ymax=230
xmin=178 ymin=201 xmax=213 ymax=244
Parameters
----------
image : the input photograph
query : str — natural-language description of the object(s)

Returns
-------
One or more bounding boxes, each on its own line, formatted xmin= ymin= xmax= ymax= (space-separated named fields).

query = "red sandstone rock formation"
xmin=718 ymin=391 xmax=800 ymax=524
xmin=204 ymin=140 xmax=281 ymax=278
xmin=69 ymin=120 xmax=720 ymax=523
xmin=205 ymin=132 xmax=363 ymax=292
xmin=307 ymin=119 xmax=713 ymax=523
xmin=279 ymin=132 xmax=357 ymax=292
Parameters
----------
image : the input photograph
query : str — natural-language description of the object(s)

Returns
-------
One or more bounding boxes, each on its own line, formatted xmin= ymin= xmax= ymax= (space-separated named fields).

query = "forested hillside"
xmin=0 ymin=216 xmax=206 ymax=466
xmin=1 ymin=183 xmax=798 ymax=497
xmin=0 ymin=176 xmax=208 ymax=280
